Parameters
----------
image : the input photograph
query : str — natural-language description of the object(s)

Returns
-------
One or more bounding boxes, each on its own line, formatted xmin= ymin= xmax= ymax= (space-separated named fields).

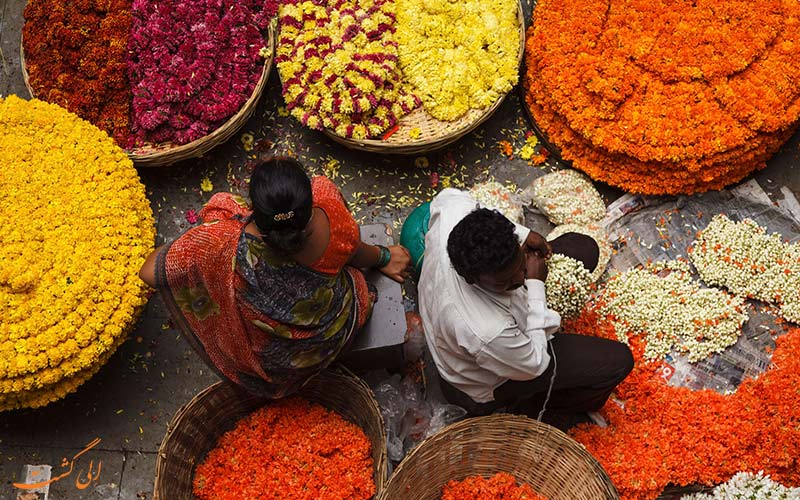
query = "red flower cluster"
xmin=126 ymin=0 xmax=275 ymax=146
xmin=523 ymin=0 xmax=800 ymax=195
xmin=22 ymin=0 xmax=133 ymax=145
xmin=563 ymin=308 xmax=800 ymax=500
xmin=441 ymin=472 xmax=549 ymax=500
xmin=193 ymin=397 xmax=375 ymax=500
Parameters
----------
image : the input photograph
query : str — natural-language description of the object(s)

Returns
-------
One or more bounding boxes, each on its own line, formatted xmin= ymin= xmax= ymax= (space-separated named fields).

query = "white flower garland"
xmin=530 ymin=169 xmax=606 ymax=226
xmin=547 ymin=222 xmax=611 ymax=283
xmin=680 ymin=471 xmax=800 ymax=500
xmin=690 ymin=214 xmax=800 ymax=323
xmin=469 ymin=180 xmax=524 ymax=224
xmin=545 ymin=254 xmax=593 ymax=318
xmin=598 ymin=260 xmax=748 ymax=363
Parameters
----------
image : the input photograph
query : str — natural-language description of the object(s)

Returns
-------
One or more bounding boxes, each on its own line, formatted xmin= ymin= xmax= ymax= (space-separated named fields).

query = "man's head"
xmin=447 ymin=208 xmax=525 ymax=293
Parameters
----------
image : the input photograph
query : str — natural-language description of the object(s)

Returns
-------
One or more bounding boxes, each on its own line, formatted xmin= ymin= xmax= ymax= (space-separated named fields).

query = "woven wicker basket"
xmin=377 ymin=414 xmax=619 ymax=500
xmin=153 ymin=370 xmax=388 ymax=500
xmin=315 ymin=1 xmax=526 ymax=155
xmin=20 ymin=23 xmax=274 ymax=167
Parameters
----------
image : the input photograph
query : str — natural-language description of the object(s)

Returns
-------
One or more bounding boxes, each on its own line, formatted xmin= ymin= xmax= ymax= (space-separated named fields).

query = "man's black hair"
xmin=447 ymin=208 xmax=519 ymax=281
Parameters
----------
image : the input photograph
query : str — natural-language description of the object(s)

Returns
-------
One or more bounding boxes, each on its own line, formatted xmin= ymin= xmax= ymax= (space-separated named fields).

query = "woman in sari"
xmin=139 ymin=157 xmax=411 ymax=398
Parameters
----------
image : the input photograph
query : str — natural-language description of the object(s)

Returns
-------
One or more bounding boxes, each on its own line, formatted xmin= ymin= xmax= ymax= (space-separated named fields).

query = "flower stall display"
xmin=469 ymin=180 xmax=524 ymax=224
xmin=126 ymin=0 xmax=276 ymax=147
xmin=22 ymin=0 xmax=133 ymax=145
xmin=522 ymin=0 xmax=800 ymax=195
xmin=545 ymin=254 xmax=593 ymax=319
xmin=564 ymin=303 xmax=800 ymax=500
xmin=689 ymin=214 xmax=800 ymax=323
xmin=0 ymin=96 xmax=154 ymax=411
xmin=680 ymin=471 xmax=800 ymax=500
xmin=395 ymin=0 xmax=521 ymax=121
xmin=529 ymin=169 xmax=606 ymax=226
xmin=441 ymin=472 xmax=549 ymax=500
xmin=22 ymin=0 xmax=275 ymax=158
xmin=276 ymin=0 xmax=420 ymax=140
xmin=193 ymin=397 xmax=375 ymax=500
xmin=597 ymin=260 xmax=748 ymax=363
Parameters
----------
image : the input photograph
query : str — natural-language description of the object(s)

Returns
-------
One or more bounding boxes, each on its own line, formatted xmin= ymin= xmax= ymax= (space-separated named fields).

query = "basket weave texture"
xmin=377 ymin=414 xmax=619 ymax=500
xmin=21 ymin=23 xmax=274 ymax=167
xmin=320 ymin=0 xmax=525 ymax=155
xmin=153 ymin=370 xmax=388 ymax=500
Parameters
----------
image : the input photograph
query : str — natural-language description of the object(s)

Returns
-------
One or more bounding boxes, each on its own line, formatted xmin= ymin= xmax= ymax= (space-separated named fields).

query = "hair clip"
xmin=273 ymin=211 xmax=294 ymax=222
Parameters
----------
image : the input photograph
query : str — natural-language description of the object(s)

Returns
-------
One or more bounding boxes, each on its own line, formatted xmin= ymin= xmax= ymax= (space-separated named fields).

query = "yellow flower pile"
xmin=0 ymin=96 xmax=155 ymax=411
xmin=396 ymin=0 xmax=520 ymax=121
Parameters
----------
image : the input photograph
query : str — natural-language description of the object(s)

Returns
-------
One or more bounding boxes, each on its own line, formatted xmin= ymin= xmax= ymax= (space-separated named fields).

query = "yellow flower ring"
xmin=396 ymin=0 xmax=521 ymax=121
xmin=0 ymin=96 xmax=155 ymax=411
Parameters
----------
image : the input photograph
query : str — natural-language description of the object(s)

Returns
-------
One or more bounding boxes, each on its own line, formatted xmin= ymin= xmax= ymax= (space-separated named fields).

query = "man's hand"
xmin=525 ymin=251 xmax=548 ymax=281
xmin=523 ymin=231 xmax=551 ymax=259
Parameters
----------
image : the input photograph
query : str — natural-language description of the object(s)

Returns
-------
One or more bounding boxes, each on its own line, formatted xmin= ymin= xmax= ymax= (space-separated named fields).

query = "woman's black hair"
xmin=447 ymin=208 xmax=519 ymax=282
xmin=250 ymin=157 xmax=313 ymax=254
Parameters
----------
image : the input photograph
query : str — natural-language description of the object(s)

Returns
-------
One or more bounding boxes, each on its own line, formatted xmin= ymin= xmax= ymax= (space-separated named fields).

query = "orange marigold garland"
xmin=522 ymin=0 xmax=800 ymax=195
xmin=563 ymin=308 xmax=800 ymax=500
xmin=441 ymin=472 xmax=549 ymax=500
xmin=193 ymin=397 xmax=375 ymax=500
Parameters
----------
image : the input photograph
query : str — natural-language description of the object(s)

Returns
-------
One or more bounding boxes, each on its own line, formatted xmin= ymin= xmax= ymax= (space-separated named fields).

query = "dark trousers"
xmin=441 ymin=334 xmax=634 ymax=417
xmin=439 ymin=232 xmax=633 ymax=417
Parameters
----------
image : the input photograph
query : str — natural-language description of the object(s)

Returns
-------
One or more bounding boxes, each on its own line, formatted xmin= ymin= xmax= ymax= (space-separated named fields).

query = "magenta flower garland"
xmin=126 ymin=0 xmax=279 ymax=146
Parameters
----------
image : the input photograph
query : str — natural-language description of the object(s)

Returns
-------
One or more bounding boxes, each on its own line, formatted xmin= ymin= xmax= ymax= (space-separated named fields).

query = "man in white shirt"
xmin=418 ymin=188 xmax=633 ymax=428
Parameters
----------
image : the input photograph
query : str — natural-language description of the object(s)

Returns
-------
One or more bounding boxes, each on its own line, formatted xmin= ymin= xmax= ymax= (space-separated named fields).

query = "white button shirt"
xmin=419 ymin=189 xmax=561 ymax=403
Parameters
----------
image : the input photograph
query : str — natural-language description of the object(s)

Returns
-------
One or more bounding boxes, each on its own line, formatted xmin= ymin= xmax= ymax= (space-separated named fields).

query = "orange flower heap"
xmin=564 ymin=308 xmax=800 ymax=500
xmin=442 ymin=472 xmax=549 ymax=500
xmin=193 ymin=397 xmax=375 ymax=500
xmin=523 ymin=0 xmax=800 ymax=195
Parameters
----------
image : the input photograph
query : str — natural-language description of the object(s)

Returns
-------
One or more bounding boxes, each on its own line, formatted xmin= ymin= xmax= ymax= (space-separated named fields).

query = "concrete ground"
xmin=2 ymin=0 xmax=800 ymax=498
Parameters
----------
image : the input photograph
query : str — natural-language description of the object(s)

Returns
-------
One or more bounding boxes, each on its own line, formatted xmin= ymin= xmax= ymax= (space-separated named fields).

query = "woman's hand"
xmin=380 ymin=245 xmax=412 ymax=283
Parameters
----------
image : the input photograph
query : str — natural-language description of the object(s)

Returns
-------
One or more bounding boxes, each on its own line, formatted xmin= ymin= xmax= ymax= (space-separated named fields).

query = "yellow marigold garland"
xmin=395 ymin=0 xmax=520 ymax=121
xmin=0 ymin=96 xmax=154 ymax=411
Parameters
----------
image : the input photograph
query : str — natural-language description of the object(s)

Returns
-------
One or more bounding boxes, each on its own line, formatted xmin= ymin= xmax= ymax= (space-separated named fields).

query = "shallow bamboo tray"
xmin=21 ymin=23 xmax=274 ymax=167
xmin=377 ymin=414 xmax=619 ymax=500
xmin=153 ymin=370 xmax=388 ymax=500
xmin=314 ymin=1 xmax=526 ymax=155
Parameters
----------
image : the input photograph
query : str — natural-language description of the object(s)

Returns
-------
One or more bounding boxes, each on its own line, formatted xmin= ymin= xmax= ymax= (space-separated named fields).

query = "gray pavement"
xmin=2 ymin=0 xmax=800 ymax=497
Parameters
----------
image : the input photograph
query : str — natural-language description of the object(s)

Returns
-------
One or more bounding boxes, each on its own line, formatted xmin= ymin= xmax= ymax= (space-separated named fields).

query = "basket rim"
xmin=154 ymin=369 xmax=388 ymax=500
xmin=378 ymin=413 xmax=620 ymax=500
xmin=20 ymin=18 xmax=275 ymax=167
xmin=287 ymin=0 xmax=526 ymax=153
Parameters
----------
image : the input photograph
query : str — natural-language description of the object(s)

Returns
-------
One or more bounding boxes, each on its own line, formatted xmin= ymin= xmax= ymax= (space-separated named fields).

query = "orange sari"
xmin=155 ymin=177 xmax=372 ymax=397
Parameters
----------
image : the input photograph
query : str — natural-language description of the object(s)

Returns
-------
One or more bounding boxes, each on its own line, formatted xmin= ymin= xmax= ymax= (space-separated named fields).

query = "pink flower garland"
xmin=126 ymin=0 xmax=279 ymax=146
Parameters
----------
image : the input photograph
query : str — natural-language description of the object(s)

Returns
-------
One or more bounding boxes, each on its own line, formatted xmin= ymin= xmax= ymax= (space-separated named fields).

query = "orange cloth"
xmin=155 ymin=178 xmax=371 ymax=398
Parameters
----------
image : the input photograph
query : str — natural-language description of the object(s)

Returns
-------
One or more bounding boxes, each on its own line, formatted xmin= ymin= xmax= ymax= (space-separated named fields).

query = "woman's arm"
xmin=138 ymin=244 xmax=166 ymax=288
xmin=349 ymin=241 xmax=411 ymax=283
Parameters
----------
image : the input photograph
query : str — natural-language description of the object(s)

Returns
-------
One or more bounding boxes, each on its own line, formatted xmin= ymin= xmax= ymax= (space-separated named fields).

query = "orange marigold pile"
xmin=563 ymin=308 xmax=800 ymax=500
xmin=442 ymin=472 xmax=549 ymax=500
xmin=193 ymin=397 xmax=375 ymax=500
xmin=523 ymin=0 xmax=800 ymax=195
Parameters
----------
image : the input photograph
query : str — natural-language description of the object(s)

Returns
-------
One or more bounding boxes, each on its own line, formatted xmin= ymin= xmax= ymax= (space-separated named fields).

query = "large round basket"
xmin=20 ymin=23 xmax=274 ymax=167
xmin=377 ymin=414 xmax=619 ymax=500
xmin=153 ymin=370 xmax=388 ymax=500
xmin=317 ymin=0 xmax=525 ymax=155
